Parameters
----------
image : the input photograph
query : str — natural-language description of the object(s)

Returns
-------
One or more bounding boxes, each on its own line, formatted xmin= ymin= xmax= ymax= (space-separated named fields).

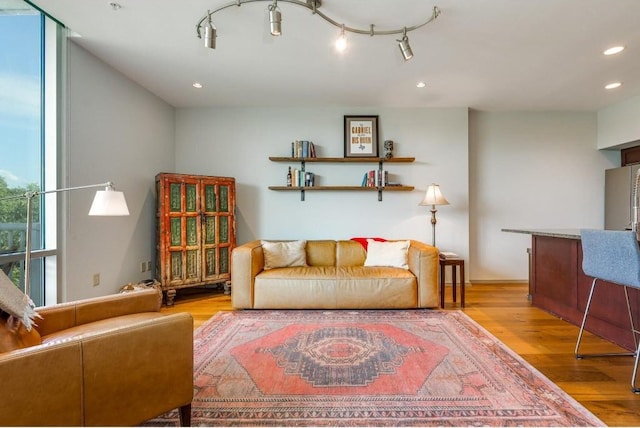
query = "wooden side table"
xmin=439 ymin=255 xmax=465 ymax=308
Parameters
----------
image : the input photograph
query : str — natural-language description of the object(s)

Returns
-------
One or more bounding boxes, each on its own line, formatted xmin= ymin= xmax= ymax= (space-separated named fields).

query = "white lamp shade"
xmin=419 ymin=183 xmax=449 ymax=206
xmin=88 ymin=189 xmax=130 ymax=216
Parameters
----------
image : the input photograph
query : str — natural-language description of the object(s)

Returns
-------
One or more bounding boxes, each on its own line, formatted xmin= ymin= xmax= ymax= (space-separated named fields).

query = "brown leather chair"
xmin=0 ymin=288 xmax=193 ymax=426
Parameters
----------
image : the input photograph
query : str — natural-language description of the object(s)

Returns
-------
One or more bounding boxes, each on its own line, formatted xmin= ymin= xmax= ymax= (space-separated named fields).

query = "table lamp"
xmin=419 ymin=183 xmax=449 ymax=247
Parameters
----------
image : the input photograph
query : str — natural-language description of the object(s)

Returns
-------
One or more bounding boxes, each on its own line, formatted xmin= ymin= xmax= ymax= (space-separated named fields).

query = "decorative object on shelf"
xmin=304 ymin=172 xmax=315 ymax=187
xmin=0 ymin=182 xmax=129 ymax=301
xmin=384 ymin=140 xmax=394 ymax=159
xmin=286 ymin=166 xmax=292 ymax=187
xmin=419 ymin=183 xmax=449 ymax=247
xmin=155 ymin=173 xmax=236 ymax=305
xmin=344 ymin=115 xmax=379 ymax=158
xmin=196 ymin=1 xmax=441 ymax=61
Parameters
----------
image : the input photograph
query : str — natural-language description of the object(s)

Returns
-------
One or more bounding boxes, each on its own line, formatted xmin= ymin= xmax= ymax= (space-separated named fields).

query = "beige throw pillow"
xmin=261 ymin=240 xmax=308 ymax=270
xmin=364 ymin=239 xmax=410 ymax=269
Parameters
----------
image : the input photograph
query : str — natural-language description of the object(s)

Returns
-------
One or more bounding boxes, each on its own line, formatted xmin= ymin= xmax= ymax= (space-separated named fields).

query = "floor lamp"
xmin=2 ymin=182 xmax=129 ymax=297
xmin=419 ymin=183 xmax=449 ymax=247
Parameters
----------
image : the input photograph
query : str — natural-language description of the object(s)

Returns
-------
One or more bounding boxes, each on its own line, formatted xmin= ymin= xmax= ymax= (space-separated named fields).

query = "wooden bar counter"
xmin=503 ymin=228 xmax=640 ymax=351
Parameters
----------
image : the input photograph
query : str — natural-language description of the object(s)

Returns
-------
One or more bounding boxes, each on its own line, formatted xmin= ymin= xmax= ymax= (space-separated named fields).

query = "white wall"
xmin=597 ymin=95 xmax=640 ymax=149
xmin=64 ymin=41 xmax=175 ymax=301
xmin=175 ymin=107 xmax=470 ymax=263
xmin=62 ymin=43 xmax=630 ymax=289
xmin=469 ymin=110 xmax=618 ymax=281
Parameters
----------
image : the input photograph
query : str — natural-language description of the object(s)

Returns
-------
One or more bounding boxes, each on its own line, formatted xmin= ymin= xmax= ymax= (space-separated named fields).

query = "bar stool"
xmin=576 ymin=229 xmax=640 ymax=394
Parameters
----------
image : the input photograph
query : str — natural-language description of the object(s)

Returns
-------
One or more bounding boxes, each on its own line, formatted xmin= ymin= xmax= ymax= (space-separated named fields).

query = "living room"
xmin=2 ymin=0 xmax=640 ymax=425
xmin=21 ymin=0 xmax=640 ymax=302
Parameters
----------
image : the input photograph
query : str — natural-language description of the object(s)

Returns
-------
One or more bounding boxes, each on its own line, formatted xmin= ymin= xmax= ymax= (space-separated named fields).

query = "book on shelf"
xmin=360 ymin=169 xmax=390 ymax=187
xmin=287 ymin=168 xmax=315 ymax=187
xmin=291 ymin=140 xmax=317 ymax=159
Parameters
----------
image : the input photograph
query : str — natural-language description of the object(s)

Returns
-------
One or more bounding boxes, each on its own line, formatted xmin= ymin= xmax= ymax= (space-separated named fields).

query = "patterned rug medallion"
xmin=144 ymin=310 xmax=604 ymax=427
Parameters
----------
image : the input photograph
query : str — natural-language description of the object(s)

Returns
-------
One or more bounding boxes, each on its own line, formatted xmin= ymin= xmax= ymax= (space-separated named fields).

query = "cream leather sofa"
xmin=0 ymin=288 xmax=193 ymax=427
xmin=232 ymin=239 xmax=439 ymax=309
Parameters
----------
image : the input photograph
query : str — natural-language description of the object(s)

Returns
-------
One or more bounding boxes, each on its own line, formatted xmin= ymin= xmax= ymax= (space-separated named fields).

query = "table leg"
xmin=461 ymin=262 xmax=465 ymax=307
xmin=440 ymin=262 xmax=445 ymax=308
xmin=452 ymin=265 xmax=457 ymax=303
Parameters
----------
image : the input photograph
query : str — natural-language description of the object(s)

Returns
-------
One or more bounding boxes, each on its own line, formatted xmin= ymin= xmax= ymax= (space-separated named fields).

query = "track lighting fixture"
xmin=204 ymin=10 xmax=216 ymax=49
xmin=398 ymin=28 xmax=413 ymax=61
xmin=268 ymin=0 xmax=282 ymax=36
xmin=196 ymin=0 xmax=440 ymax=60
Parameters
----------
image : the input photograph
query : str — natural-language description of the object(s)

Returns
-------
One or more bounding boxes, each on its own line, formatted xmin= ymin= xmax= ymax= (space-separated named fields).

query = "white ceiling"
xmin=29 ymin=0 xmax=640 ymax=111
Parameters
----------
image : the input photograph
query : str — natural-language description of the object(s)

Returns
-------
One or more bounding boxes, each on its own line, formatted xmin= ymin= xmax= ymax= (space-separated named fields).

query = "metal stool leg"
xmin=575 ymin=278 xmax=634 ymax=359
xmin=632 ymin=342 xmax=640 ymax=394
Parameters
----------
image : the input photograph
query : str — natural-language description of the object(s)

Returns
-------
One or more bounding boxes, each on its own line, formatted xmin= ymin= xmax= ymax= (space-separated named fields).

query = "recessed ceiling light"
xmin=416 ymin=81 xmax=426 ymax=88
xmin=192 ymin=82 xmax=203 ymax=89
xmin=603 ymin=46 xmax=625 ymax=56
xmin=605 ymin=82 xmax=622 ymax=90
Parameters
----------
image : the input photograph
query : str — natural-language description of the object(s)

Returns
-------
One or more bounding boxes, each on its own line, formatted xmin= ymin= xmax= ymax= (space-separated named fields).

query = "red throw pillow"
xmin=350 ymin=237 xmax=387 ymax=250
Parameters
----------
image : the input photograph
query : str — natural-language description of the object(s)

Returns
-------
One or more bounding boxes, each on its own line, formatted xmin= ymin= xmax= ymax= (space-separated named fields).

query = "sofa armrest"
xmin=231 ymin=240 xmax=264 ymax=309
xmin=407 ymin=240 xmax=440 ymax=308
xmin=35 ymin=288 xmax=162 ymax=337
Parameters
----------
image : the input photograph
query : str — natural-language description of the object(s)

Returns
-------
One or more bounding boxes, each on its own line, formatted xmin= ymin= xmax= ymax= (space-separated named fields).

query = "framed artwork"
xmin=344 ymin=115 xmax=379 ymax=158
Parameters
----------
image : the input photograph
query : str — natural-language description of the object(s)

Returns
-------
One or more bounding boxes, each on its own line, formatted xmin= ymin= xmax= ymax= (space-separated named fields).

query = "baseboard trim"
xmin=468 ymin=280 xmax=528 ymax=285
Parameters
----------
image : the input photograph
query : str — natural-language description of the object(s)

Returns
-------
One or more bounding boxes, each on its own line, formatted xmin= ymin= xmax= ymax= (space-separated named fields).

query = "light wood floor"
xmin=161 ymin=283 xmax=640 ymax=426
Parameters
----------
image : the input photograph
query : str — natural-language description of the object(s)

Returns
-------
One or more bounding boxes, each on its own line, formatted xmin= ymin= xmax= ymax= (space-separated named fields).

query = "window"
xmin=0 ymin=1 xmax=60 ymax=306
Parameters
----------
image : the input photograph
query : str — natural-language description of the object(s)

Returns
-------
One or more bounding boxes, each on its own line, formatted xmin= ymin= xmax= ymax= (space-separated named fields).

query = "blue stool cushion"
xmin=580 ymin=229 xmax=640 ymax=289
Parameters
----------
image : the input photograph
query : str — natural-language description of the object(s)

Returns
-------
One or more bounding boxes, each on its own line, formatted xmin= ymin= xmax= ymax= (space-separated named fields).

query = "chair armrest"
xmin=35 ymin=288 xmax=162 ymax=336
xmin=407 ymin=240 xmax=440 ymax=308
xmin=0 ymin=311 xmax=193 ymax=427
xmin=0 ymin=341 xmax=84 ymax=426
xmin=231 ymin=240 xmax=264 ymax=308
xmin=82 ymin=312 xmax=193 ymax=426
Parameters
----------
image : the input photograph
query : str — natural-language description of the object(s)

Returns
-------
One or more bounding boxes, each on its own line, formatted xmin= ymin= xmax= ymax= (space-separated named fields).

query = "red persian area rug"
xmin=143 ymin=310 xmax=604 ymax=427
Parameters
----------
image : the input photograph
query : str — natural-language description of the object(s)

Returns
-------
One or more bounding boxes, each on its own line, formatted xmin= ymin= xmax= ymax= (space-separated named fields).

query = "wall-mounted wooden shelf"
xmin=268 ymin=156 xmax=415 ymax=163
xmin=268 ymin=156 xmax=415 ymax=201
xmin=268 ymin=185 xmax=415 ymax=191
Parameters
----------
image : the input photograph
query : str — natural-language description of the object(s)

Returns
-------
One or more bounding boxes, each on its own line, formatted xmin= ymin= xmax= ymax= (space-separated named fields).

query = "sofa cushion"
xmin=305 ymin=240 xmax=337 ymax=266
xmin=337 ymin=266 xmax=417 ymax=308
xmin=261 ymin=240 xmax=308 ymax=270
xmin=364 ymin=239 xmax=410 ymax=269
xmin=336 ymin=240 xmax=367 ymax=267
xmin=254 ymin=267 xmax=338 ymax=309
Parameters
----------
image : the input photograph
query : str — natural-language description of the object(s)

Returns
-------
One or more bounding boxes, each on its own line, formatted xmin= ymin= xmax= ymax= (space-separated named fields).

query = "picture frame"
xmin=344 ymin=115 xmax=379 ymax=158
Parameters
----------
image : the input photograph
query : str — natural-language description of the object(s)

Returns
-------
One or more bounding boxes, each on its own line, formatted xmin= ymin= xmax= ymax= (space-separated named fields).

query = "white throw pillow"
xmin=261 ymin=240 xmax=308 ymax=270
xmin=364 ymin=239 xmax=409 ymax=269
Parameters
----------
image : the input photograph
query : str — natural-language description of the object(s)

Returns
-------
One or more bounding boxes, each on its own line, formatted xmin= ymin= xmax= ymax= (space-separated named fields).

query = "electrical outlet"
xmin=140 ymin=262 xmax=146 ymax=272
xmin=146 ymin=261 xmax=152 ymax=272
xmin=92 ymin=273 xmax=100 ymax=287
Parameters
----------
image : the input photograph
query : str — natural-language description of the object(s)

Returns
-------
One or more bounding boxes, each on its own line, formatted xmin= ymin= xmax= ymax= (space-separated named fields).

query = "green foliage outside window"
xmin=0 ymin=176 xmax=40 ymax=285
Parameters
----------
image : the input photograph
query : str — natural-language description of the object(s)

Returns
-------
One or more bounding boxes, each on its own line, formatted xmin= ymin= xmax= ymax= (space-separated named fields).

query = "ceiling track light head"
xmin=204 ymin=10 xmax=217 ymax=49
xmin=196 ymin=0 xmax=440 ymax=59
xmin=269 ymin=0 xmax=282 ymax=36
xmin=397 ymin=28 xmax=413 ymax=61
